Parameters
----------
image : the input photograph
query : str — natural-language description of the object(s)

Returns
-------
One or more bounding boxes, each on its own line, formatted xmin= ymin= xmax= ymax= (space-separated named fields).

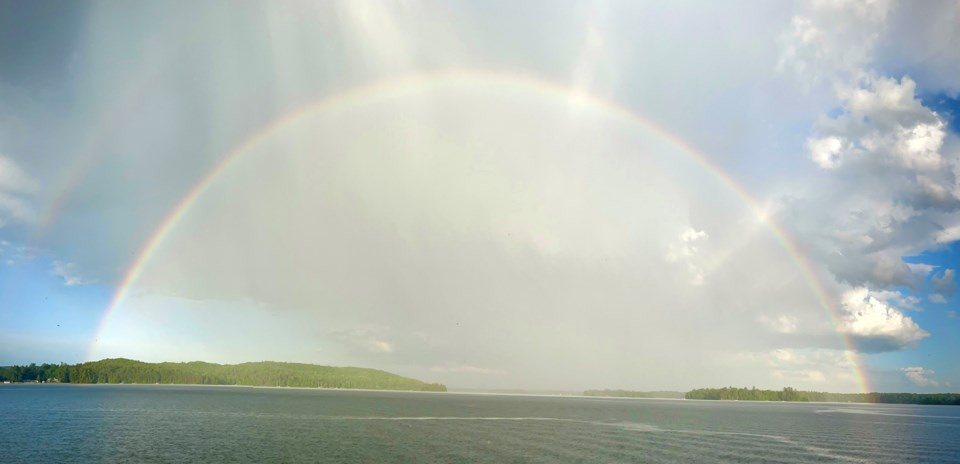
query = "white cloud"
xmin=927 ymin=293 xmax=947 ymax=304
xmin=838 ymin=287 xmax=928 ymax=351
xmin=50 ymin=261 xmax=96 ymax=286
xmin=781 ymin=66 xmax=958 ymax=292
xmin=808 ymin=76 xmax=948 ymax=173
xmin=666 ymin=227 xmax=710 ymax=286
xmin=680 ymin=228 xmax=709 ymax=243
xmin=900 ymin=366 xmax=939 ymax=387
xmin=808 ymin=136 xmax=844 ymax=168
xmin=906 ymin=262 xmax=935 ymax=275
xmin=947 ymin=310 xmax=960 ymax=320
xmin=935 ymin=226 xmax=960 ymax=244
xmin=775 ymin=0 xmax=960 ymax=300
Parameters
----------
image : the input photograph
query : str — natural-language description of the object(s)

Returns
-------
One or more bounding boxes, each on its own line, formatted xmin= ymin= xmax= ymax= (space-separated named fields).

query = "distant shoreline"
xmin=6 ymin=383 xmax=959 ymax=407
xmin=6 ymin=384 xmax=954 ymax=408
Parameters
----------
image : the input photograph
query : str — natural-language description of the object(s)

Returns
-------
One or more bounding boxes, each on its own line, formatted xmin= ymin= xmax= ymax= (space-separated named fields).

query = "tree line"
xmin=684 ymin=387 xmax=960 ymax=405
xmin=0 ymin=358 xmax=447 ymax=392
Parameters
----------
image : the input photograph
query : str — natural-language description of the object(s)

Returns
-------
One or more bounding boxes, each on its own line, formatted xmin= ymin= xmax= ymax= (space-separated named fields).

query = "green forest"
xmin=583 ymin=389 xmax=685 ymax=399
xmin=0 ymin=358 xmax=446 ymax=392
xmin=684 ymin=387 xmax=960 ymax=405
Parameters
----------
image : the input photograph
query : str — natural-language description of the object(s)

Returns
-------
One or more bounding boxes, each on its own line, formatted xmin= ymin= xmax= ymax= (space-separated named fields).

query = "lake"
xmin=2 ymin=385 xmax=958 ymax=463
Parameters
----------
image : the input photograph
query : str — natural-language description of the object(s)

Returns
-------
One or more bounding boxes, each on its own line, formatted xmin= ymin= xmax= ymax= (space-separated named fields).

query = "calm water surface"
xmin=2 ymin=385 xmax=958 ymax=463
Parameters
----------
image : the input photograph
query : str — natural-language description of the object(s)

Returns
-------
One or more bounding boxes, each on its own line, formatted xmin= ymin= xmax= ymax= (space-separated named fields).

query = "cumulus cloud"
xmin=808 ymin=136 xmax=844 ymax=169
xmin=900 ymin=366 xmax=939 ymax=387
xmin=776 ymin=0 xmax=960 ymax=299
xmin=838 ymin=287 xmax=928 ymax=352
xmin=808 ymin=76 xmax=949 ymax=174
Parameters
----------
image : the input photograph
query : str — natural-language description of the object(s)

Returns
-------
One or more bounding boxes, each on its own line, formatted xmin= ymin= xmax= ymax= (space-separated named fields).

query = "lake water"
xmin=2 ymin=385 xmax=958 ymax=463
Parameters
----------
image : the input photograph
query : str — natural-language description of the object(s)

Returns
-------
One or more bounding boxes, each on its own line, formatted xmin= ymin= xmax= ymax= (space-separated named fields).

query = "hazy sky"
xmin=1 ymin=0 xmax=959 ymax=392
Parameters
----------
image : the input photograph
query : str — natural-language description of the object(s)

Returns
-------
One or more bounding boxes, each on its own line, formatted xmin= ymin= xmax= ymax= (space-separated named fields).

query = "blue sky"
xmin=1 ymin=0 xmax=959 ymax=392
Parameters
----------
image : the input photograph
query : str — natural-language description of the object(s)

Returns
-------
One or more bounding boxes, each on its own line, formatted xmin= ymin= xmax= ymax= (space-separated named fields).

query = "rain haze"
xmin=2 ymin=0 xmax=960 ymax=393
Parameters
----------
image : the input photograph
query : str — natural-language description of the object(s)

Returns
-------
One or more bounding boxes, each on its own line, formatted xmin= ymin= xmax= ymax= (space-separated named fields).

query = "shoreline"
xmin=7 ymin=383 xmax=950 ymax=406
xmin=0 ymin=382 xmax=449 ymax=395
xmin=5 ymin=383 xmax=957 ymax=407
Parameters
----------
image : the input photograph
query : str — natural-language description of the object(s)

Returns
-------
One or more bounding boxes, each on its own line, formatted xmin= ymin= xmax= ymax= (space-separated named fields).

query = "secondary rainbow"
xmin=87 ymin=69 xmax=870 ymax=392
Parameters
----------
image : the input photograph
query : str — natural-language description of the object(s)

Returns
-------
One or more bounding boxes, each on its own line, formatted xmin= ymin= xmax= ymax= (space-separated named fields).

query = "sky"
xmin=1 ymin=0 xmax=959 ymax=393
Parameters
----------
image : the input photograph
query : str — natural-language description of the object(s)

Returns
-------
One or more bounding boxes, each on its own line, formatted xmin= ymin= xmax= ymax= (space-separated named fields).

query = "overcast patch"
xmin=0 ymin=155 xmax=37 ymax=226
xmin=931 ymin=269 xmax=956 ymax=297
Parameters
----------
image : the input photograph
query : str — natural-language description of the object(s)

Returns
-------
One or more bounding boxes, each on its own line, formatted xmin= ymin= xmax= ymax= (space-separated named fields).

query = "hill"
xmin=0 ymin=359 xmax=447 ymax=392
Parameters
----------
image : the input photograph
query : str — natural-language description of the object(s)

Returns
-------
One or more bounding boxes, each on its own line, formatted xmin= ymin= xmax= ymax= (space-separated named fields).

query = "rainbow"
xmin=36 ymin=27 xmax=210 ymax=235
xmin=36 ymin=52 xmax=172 ymax=235
xmin=86 ymin=69 xmax=869 ymax=392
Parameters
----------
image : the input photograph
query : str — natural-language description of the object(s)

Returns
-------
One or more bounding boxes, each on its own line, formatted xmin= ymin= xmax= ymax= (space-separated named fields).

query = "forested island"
xmin=684 ymin=387 xmax=960 ymax=405
xmin=0 ymin=358 xmax=447 ymax=392
xmin=582 ymin=387 xmax=960 ymax=405
xmin=583 ymin=389 xmax=685 ymax=399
